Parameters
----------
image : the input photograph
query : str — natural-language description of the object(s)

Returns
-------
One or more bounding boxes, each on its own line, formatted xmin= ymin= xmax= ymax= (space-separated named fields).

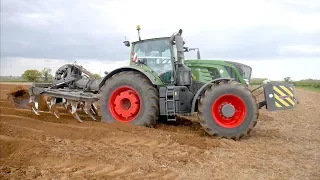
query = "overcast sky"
xmin=1 ymin=0 xmax=320 ymax=80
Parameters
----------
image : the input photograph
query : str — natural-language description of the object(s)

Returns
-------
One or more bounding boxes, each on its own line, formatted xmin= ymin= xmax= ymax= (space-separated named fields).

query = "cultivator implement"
xmin=7 ymin=63 xmax=101 ymax=122
xmin=31 ymin=88 xmax=99 ymax=122
xmin=8 ymin=84 xmax=99 ymax=122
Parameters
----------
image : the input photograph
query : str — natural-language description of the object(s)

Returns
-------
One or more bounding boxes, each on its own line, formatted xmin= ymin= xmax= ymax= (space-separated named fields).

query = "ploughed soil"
xmin=0 ymin=83 xmax=319 ymax=180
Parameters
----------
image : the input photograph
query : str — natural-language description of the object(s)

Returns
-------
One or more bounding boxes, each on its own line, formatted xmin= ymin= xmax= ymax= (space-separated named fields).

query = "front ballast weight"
xmin=28 ymin=86 xmax=99 ymax=122
xmin=254 ymin=81 xmax=298 ymax=111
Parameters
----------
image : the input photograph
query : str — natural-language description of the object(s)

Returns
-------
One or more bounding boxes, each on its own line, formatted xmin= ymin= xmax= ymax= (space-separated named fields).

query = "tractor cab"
xmin=123 ymin=26 xmax=192 ymax=86
xmin=130 ymin=37 xmax=175 ymax=83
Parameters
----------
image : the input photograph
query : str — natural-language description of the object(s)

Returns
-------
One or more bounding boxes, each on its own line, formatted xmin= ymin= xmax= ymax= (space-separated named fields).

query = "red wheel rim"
xmin=109 ymin=86 xmax=141 ymax=122
xmin=212 ymin=94 xmax=247 ymax=128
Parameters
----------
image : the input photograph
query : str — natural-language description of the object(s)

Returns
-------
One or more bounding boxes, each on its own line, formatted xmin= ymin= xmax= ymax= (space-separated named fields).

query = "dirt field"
xmin=0 ymin=83 xmax=319 ymax=180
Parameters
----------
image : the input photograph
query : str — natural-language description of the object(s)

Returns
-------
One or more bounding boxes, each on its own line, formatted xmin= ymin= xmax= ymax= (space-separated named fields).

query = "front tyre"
xmin=99 ymin=71 xmax=159 ymax=127
xmin=198 ymin=81 xmax=258 ymax=140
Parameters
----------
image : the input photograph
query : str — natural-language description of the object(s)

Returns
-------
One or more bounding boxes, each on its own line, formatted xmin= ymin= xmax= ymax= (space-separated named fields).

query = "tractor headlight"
xmin=244 ymin=79 xmax=250 ymax=86
xmin=263 ymin=79 xmax=271 ymax=84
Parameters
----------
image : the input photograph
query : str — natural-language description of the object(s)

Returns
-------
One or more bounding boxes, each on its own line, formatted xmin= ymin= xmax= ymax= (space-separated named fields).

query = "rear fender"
xmin=263 ymin=82 xmax=298 ymax=111
xmin=99 ymin=65 xmax=164 ymax=90
xmin=191 ymin=78 xmax=234 ymax=114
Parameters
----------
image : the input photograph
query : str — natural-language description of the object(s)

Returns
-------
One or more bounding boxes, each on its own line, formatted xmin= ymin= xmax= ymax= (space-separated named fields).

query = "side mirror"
xmin=197 ymin=50 xmax=201 ymax=59
xmin=123 ymin=40 xmax=130 ymax=47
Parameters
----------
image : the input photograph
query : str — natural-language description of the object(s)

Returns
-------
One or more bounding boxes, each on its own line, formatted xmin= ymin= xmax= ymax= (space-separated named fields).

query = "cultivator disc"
xmin=7 ymin=86 xmax=99 ymax=122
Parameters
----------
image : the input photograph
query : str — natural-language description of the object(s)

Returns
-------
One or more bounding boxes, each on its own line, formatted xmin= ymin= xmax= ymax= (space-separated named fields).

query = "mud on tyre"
xmin=100 ymin=71 xmax=159 ymax=127
xmin=197 ymin=80 xmax=259 ymax=140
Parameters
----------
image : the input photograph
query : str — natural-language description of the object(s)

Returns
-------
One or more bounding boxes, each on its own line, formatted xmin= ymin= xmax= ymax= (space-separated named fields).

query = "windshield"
xmin=133 ymin=38 xmax=173 ymax=83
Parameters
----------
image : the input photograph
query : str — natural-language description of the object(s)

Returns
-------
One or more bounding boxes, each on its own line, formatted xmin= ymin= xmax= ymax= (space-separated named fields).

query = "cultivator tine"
xmin=91 ymin=103 xmax=98 ymax=115
xmin=77 ymin=102 xmax=87 ymax=115
xmin=29 ymin=95 xmax=40 ymax=116
xmin=61 ymin=99 xmax=98 ymax=122
xmin=78 ymin=102 xmax=85 ymax=112
xmin=83 ymin=101 xmax=97 ymax=121
xmin=47 ymin=97 xmax=60 ymax=119
xmin=69 ymin=100 xmax=83 ymax=123
xmin=63 ymin=99 xmax=71 ymax=111
xmin=28 ymin=95 xmax=48 ymax=115
xmin=62 ymin=99 xmax=82 ymax=122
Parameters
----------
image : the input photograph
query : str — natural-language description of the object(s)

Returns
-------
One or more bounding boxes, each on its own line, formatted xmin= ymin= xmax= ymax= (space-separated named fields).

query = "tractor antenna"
xmin=136 ymin=25 xmax=141 ymax=41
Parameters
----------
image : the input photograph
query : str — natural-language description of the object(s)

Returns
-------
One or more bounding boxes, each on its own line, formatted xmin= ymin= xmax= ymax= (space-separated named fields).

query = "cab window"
xmin=133 ymin=39 xmax=173 ymax=83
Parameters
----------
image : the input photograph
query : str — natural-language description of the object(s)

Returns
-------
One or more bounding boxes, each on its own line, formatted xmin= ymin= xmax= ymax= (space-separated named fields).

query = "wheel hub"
xmin=109 ymin=86 xmax=141 ymax=122
xmin=114 ymin=90 xmax=140 ymax=119
xmin=221 ymin=103 xmax=236 ymax=118
xmin=212 ymin=94 xmax=247 ymax=128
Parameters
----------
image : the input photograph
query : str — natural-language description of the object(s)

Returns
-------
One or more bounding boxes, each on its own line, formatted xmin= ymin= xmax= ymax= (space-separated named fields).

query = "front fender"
xmin=99 ymin=65 xmax=164 ymax=90
xmin=191 ymin=78 xmax=234 ymax=114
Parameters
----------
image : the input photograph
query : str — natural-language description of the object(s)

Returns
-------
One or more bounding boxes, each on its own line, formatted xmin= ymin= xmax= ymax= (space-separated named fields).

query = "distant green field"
xmin=292 ymin=80 xmax=320 ymax=93
xmin=250 ymin=79 xmax=320 ymax=93
xmin=297 ymin=86 xmax=320 ymax=93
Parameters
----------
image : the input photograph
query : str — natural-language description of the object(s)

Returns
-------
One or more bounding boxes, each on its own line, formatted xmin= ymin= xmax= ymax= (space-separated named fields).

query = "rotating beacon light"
xmin=136 ymin=25 xmax=141 ymax=41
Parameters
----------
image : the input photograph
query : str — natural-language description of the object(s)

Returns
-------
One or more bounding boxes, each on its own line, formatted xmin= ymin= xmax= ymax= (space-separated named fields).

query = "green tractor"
xmin=8 ymin=26 xmax=298 ymax=140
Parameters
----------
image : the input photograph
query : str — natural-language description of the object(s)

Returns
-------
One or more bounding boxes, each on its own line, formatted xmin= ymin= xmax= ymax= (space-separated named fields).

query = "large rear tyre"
xmin=198 ymin=81 xmax=258 ymax=140
xmin=99 ymin=71 xmax=159 ymax=127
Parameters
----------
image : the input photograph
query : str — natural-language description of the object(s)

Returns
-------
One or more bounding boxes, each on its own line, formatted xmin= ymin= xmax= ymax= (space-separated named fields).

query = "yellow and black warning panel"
xmin=263 ymin=82 xmax=297 ymax=111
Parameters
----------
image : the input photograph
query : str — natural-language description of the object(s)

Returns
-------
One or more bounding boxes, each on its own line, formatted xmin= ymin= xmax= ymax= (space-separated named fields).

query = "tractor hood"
xmin=184 ymin=59 xmax=252 ymax=84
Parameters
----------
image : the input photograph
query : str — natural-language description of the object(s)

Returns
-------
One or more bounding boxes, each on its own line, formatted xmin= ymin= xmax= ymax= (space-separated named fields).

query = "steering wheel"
xmin=159 ymin=58 xmax=171 ymax=64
